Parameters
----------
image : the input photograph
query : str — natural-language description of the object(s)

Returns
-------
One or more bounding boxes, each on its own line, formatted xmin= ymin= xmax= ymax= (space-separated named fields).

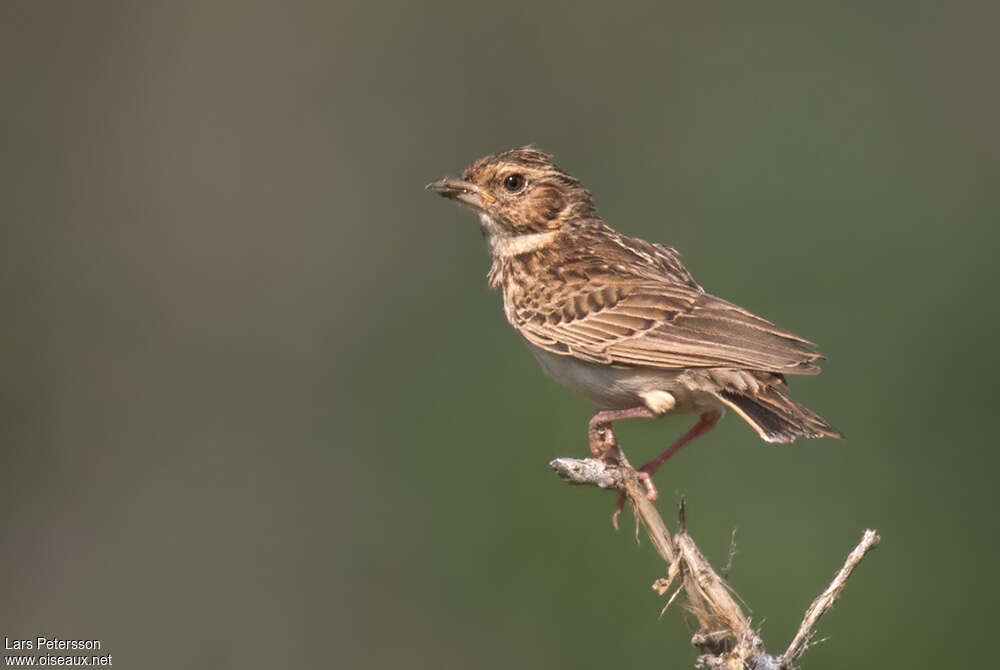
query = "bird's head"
xmin=427 ymin=146 xmax=598 ymax=245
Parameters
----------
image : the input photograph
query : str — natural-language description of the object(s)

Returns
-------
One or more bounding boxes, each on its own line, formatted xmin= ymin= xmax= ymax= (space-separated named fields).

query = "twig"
xmin=549 ymin=454 xmax=879 ymax=669
xmin=721 ymin=528 xmax=738 ymax=581
xmin=779 ymin=529 xmax=881 ymax=668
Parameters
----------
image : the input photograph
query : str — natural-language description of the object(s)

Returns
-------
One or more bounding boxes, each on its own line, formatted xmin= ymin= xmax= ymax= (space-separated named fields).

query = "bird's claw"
xmin=611 ymin=470 xmax=659 ymax=530
xmin=588 ymin=422 xmax=618 ymax=459
xmin=636 ymin=470 xmax=659 ymax=501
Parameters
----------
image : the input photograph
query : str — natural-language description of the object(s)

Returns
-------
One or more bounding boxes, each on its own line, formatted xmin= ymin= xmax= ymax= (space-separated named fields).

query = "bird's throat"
xmin=481 ymin=213 xmax=560 ymax=258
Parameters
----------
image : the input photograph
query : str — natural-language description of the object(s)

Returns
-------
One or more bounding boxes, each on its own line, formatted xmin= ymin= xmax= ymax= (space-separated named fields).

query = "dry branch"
xmin=779 ymin=529 xmax=881 ymax=667
xmin=550 ymin=451 xmax=879 ymax=669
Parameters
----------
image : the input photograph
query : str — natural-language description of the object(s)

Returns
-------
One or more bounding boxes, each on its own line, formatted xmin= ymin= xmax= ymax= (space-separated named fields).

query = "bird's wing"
xmin=513 ymin=280 xmax=823 ymax=373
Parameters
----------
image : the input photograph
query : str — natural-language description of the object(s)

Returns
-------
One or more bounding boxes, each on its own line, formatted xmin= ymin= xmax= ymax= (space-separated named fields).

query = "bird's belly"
xmin=526 ymin=344 xmax=713 ymax=413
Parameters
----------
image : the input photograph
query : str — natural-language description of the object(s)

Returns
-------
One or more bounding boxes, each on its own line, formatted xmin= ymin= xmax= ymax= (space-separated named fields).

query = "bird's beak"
xmin=426 ymin=176 xmax=493 ymax=210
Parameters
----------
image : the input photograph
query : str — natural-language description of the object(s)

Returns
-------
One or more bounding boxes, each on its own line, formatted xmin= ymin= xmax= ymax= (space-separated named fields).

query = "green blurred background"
xmin=2 ymin=2 xmax=997 ymax=668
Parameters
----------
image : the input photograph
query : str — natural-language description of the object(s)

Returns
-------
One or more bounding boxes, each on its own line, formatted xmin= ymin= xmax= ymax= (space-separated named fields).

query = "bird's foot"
xmin=612 ymin=469 xmax=658 ymax=530
xmin=636 ymin=468 xmax=659 ymax=500
xmin=588 ymin=421 xmax=618 ymax=460
xmin=586 ymin=407 xmax=660 ymax=529
xmin=587 ymin=406 xmax=657 ymax=460
xmin=612 ymin=493 xmax=627 ymax=530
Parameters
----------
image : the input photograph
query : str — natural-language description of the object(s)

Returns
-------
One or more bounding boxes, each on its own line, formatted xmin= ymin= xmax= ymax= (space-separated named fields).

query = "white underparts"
xmin=640 ymin=390 xmax=677 ymax=415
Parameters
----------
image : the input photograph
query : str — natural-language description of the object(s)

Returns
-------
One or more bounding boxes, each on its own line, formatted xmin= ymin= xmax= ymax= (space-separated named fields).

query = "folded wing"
xmin=514 ymin=281 xmax=823 ymax=374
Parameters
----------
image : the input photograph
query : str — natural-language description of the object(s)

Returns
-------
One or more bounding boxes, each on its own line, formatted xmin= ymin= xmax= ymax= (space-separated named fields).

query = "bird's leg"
xmin=639 ymin=409 xmax=722 ymax=478
xmin=610 ymin=410 xmax=722 ymax=527
xmin=587 ymin=407 xmax=657 ymax=459
xmin=588 ymin=407 xmax=659 ymax=529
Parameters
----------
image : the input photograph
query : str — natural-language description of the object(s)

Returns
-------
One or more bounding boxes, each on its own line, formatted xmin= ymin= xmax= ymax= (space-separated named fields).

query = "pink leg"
xmin=588 ymin=406 xmax=656 ymax=458
xmin=612 ymin=410 xmax=722 ymax=527
xmin=638 ymin=410 xmax=722 ymax=478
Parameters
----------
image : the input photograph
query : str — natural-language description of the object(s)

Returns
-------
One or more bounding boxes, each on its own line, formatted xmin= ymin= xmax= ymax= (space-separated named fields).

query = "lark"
xmin=428 ymin=146 xmax=841 ymax=500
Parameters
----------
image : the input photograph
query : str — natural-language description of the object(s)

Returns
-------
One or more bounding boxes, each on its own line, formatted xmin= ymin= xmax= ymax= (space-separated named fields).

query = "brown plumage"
xmin=428 ymin=146 xmax=841 ymax=495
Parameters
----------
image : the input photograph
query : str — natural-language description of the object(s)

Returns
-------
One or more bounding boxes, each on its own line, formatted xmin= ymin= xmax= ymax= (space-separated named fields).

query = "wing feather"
xmin=515 ymin=281 xmax=822 ymax=374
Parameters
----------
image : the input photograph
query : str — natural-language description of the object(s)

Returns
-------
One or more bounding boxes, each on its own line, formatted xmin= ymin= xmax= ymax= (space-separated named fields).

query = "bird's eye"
xmin=503 ymin=173 xmax=526 ymax=192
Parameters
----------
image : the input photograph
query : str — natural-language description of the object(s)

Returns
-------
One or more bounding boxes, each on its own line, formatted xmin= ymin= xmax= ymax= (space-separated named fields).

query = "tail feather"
xmin=716 ymin=387 xmax=843 ymax=443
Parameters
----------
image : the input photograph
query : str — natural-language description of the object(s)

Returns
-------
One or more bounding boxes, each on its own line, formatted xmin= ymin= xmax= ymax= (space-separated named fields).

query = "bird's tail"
xmin=715 ymin=386 xmax=843 ymax=443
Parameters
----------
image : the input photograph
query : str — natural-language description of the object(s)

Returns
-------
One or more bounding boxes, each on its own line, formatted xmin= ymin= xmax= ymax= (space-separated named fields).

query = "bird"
xmin=427 ymin=146 xmax=841 ymax=500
